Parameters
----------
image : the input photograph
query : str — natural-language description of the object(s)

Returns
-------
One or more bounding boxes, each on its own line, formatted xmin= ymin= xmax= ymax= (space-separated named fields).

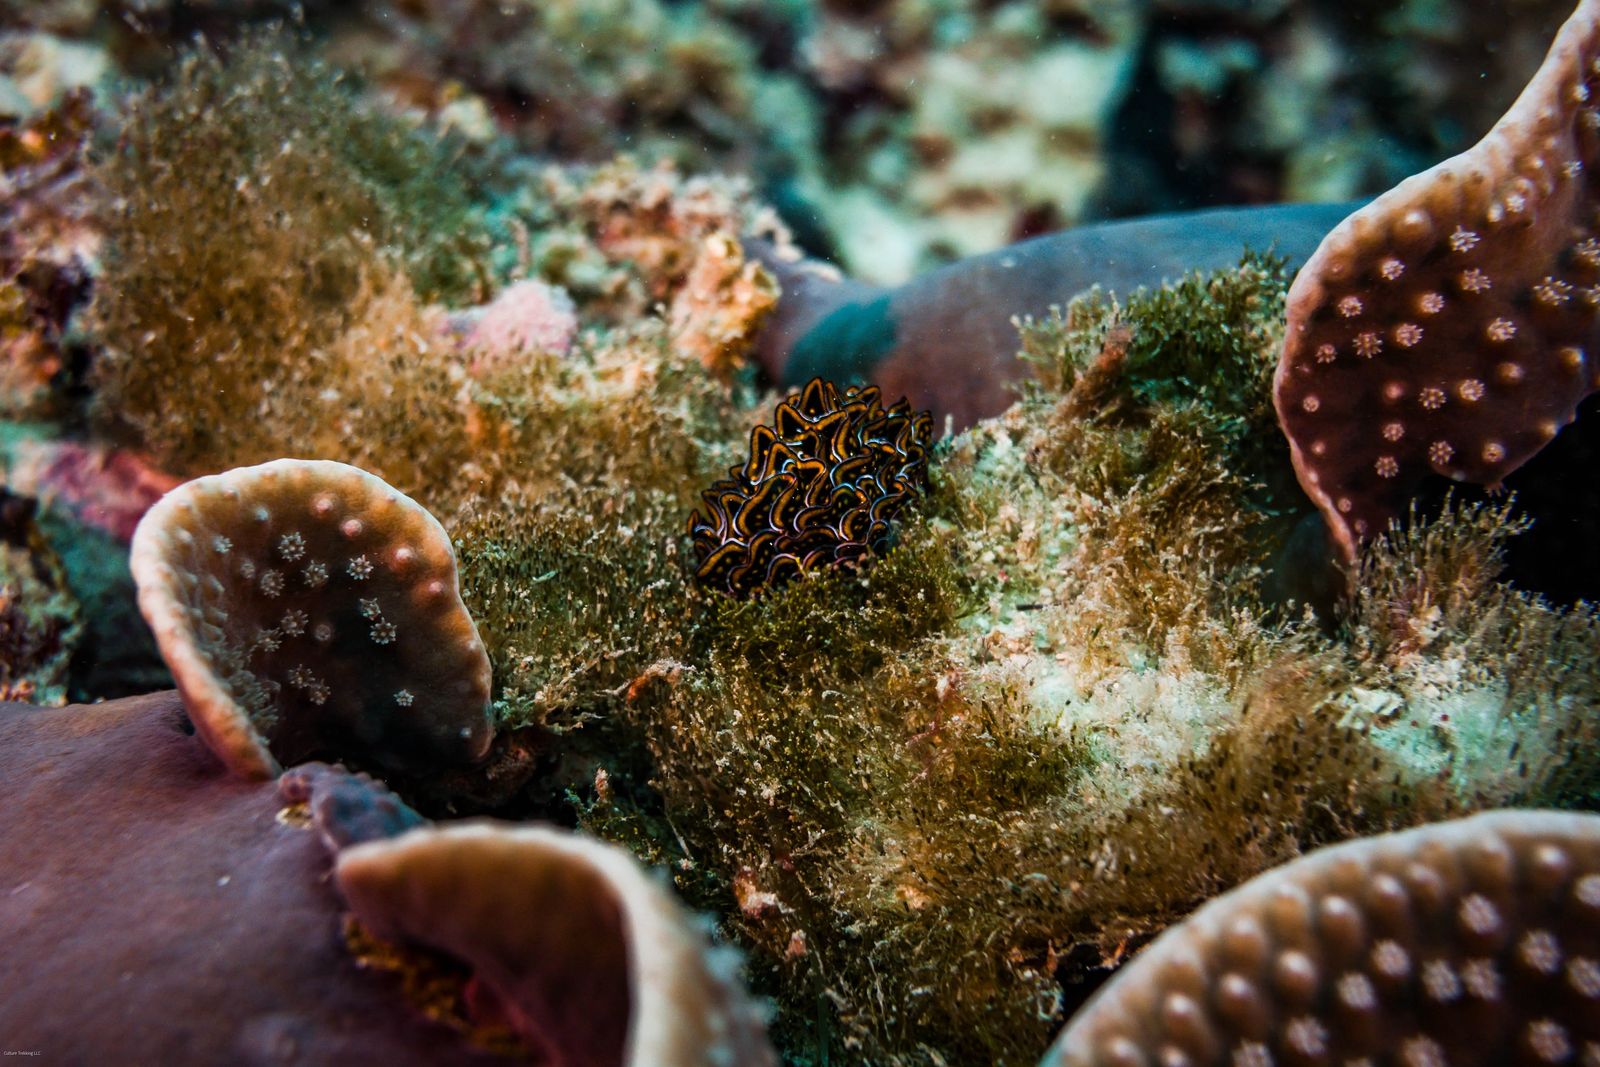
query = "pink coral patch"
xmin=459 ymin=280 xmax=579 ymax=374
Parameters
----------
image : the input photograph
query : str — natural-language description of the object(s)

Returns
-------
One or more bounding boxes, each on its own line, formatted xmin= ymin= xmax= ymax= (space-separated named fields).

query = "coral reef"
xmin=325 ymin=0 xmax=777 ymax=170
xmin=3 ymin=5 xmax=1599 ymax=1065
xmin=567 ymin=256 xmax=1600 ymax=1064
xmin=130 ymin=459 xmax=493 ymax=780
xmin=1042 ymin=809 xmax=1600 ymax=1067
xmin=550 ymin=156 xmax=791 ymax=317
xmin=84 ymin=50 xmax=788 ymax=506
xmin=689 ymin=377 xmax=933 ymax=599
xmin=7 ymin=0 xmax=1583 ymax=285
xmin=338 ymin=822 xmax=777 ymax=1067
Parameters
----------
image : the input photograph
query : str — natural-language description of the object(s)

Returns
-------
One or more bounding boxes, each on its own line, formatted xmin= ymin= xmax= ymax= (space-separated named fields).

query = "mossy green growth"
xmin=454 ymin=487 xmax=707 ymax=733
xmin=587 ymin=515 xmax=1075 ymax=1063
xmin=450 ymin=325 xmax=761 ymax=729
xmin=1347 ymin=495 xmax=1600 ymax=809
xmin=1018 ymin=251 xmax=1296 ymax=501
xmin=89 ymin=32 xmax=493 ymax=475
xmin=708 ymin=511 xmax=967 ymax=686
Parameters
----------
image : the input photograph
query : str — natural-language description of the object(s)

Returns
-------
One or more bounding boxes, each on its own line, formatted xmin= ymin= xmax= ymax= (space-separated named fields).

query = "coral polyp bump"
xmin=1274 ymin=0 xmax=1600 ymax=563
xmin=130 ymin=459 xmax=494 ymax=780
xmin=1043 ymin=810 xmax=1600 ymax=1067
xmin=688 ymin=377 xmax=934 ymax=598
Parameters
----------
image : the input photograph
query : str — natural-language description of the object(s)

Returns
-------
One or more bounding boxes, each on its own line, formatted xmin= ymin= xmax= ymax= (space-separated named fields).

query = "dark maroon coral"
xmin=1274 ymin=0 xmax=1600 ymax=564
xmin=0 ymin=692 xmax=513 ymax=1065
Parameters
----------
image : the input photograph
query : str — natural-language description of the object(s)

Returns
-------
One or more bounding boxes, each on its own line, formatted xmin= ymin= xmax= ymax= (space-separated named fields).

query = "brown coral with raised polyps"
xmin=130 ymin=458 xmax=493 ymax=780
xmin=1042 ymin=809 xmax=1600 ymax=1067
xmin=1274 ymin=0 xmax=1600 ymax=564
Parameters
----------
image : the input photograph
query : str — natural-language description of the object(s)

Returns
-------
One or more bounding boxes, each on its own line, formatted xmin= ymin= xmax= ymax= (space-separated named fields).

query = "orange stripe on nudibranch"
xmin=687 ymin=378 xmax=934 ymax=598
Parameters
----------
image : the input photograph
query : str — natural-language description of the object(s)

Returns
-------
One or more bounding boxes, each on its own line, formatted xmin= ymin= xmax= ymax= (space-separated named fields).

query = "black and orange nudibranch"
xmin=689 ymin=378 xmax=935 ymax=598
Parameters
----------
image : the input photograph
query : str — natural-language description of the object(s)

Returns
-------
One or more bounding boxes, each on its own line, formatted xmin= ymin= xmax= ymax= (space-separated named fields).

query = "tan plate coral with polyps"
xmin=130 ymin=459 xmax=493 ymax=779
xmin=1043 ymin=809 xmax=1600 ymax=1067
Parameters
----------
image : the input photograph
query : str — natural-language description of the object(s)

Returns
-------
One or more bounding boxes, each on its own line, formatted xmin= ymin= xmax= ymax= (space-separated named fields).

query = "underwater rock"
xmin=130 ymin=459 xmax=493 ymax=780
xmin=1275 ymin=0 xmax=1600 ymax=564
xmin=749 ymin=200 xmax=1358 ymax=431
xmin=337 ymin=822 xmax=777 ymax=1067
xmin=1042 ymin=809 xmax=1600 ymax=1067
xmin=0 ymin=691 xmax=517 ymax=1065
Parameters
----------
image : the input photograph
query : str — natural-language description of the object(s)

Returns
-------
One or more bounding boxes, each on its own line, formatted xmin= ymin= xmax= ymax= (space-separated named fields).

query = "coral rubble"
xmin=574 ymin=254 xmax=1598 ymax=1064
xmin=2 ymin=6 xmax=1599 ymax=1066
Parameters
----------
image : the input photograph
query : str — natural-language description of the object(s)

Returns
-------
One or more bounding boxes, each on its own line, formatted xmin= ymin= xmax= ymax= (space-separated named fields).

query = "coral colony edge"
xmin=0 ymin=3 xmax=1599 ymax=1067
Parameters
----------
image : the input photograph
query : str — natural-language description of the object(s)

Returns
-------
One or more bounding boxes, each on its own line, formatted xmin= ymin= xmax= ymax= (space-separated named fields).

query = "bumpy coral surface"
xmin=1275 ymin=0 xmax=1600 ymax=563
xmin=1043 ymin=809 xmax=1600 ymax=1067
xmin=130 ymin=459 xmax=493 ymax=779
xmin=688 ymin=377 xmax=933 ymax=598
